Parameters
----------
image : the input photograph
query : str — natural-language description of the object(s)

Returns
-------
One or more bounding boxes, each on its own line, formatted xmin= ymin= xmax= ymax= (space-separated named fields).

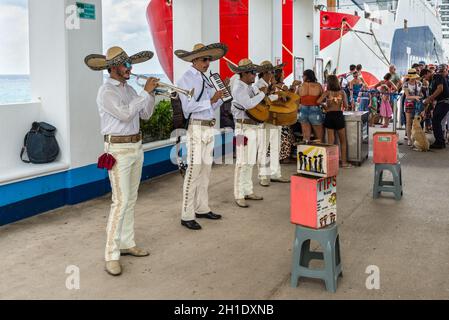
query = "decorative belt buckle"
xmin=210 ymin=119 xmax=216 ymax=127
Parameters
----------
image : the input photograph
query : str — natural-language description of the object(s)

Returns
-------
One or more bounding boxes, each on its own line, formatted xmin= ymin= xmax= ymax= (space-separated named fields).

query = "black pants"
xmin=432 ymin=101 xmax=449 ymax=145
xmin=400 ymin=94 xmax=406 ymax=127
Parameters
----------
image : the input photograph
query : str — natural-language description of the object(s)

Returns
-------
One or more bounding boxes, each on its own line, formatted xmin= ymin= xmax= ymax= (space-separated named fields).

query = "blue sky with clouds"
xmin=0 ymin=0 xmax=164 ymax=75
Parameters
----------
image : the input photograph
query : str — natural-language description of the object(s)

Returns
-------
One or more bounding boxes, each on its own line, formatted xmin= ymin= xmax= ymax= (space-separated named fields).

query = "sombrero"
xmin=259 ymin=60 xmax=286 ymax=73
xmin=84 ymin=46 xmax=153 ymax=71
xmin=174 ymin=43 xmax=227 ymax=62
xmin=404 ymin=68 xmax=420 ymax=79
xmin=227 ymin=58 xmax=262 ymax=74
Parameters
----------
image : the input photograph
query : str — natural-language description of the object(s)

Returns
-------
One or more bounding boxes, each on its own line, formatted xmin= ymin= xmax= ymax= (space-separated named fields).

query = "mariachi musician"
xmin=175 ymin=43 xmax=228 ymax=230
xmin=85 ymin=46 xmax=158 ymax=277
xmin=229 ymin=59 xmax=267 ymax=208
xmin=255 ymin=61 xmax=291 ymax=187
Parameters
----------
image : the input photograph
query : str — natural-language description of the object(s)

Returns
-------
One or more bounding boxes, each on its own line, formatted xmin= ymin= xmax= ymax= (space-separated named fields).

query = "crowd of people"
xmin=246 ymin=60 xmax=449 ymax=177
xmin=337 ymin=62 xmax=449 ymax=149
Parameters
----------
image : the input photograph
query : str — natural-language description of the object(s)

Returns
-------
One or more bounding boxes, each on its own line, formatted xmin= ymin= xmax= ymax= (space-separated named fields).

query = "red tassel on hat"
xmin=233 ymin=134 xmax=248 ymax=147
xmin=97 ymin=153 xmax=116 ymax=170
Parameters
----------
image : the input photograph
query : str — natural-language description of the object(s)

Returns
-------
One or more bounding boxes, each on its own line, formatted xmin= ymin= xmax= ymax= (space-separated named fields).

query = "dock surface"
xmin=1 ymin=129 xmax=448 ymax=299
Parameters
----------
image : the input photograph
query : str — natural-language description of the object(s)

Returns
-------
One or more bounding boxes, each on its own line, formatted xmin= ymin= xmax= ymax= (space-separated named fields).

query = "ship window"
xmin=102 ymin=0 xmax=173 ymax=144
xmin=0 ymin=0 xmax=31 ymax=105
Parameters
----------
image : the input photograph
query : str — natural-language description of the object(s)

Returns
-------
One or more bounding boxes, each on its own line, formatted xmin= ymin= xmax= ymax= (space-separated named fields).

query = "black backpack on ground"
xmin=20 ymin=122 xmax=60 ymax=164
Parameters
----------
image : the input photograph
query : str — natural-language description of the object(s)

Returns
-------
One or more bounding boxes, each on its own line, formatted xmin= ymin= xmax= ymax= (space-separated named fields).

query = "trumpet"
xmin=131 ymin=73 xmax=195 ymax=101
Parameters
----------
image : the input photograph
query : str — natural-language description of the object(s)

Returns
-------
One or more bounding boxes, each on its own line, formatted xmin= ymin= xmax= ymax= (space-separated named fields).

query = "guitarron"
xmin=266 ymin=90 xmax=300 ymax=126
xmin=246 ymin=98 xmax=270 ymax=122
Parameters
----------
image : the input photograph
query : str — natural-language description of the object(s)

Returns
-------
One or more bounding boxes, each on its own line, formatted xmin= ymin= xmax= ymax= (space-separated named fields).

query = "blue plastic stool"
xmin=373 ymin=163 xmax=403 ymax=200
xmin=290 ymin=224 xmax=342 ymax=293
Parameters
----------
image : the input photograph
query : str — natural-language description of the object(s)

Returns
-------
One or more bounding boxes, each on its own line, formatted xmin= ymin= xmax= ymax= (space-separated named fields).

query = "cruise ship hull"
xmin=147 ymin=0 xmax=444 ymax=86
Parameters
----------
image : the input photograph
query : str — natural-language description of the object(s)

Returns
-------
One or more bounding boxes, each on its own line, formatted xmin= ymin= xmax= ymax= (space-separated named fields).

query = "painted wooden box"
xmin=291 ymin=175 xmax=337 ymax=229
xmin=297 ymin=143 xmax=339 ymax=178
xmin=373 ymin=132 xmax=398 ymax=164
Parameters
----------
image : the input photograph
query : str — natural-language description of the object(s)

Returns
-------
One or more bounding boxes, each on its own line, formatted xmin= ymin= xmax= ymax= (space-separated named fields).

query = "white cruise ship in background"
xmin=147 ymin=0 xmax=445 ymax=86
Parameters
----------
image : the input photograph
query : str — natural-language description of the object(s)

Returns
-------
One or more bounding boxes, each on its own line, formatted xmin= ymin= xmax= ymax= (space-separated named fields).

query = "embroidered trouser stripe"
xmin=181 ymin=124 xmax=214 ymax=221
xmin=105 ymin=142 xmax=143 ymax=261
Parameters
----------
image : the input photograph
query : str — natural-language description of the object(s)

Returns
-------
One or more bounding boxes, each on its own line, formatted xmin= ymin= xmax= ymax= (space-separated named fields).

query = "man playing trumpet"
xmin=85 ymin=47 xmax=158 ymax=276
xmin=175 ymin=43 xmax=228 ymax=230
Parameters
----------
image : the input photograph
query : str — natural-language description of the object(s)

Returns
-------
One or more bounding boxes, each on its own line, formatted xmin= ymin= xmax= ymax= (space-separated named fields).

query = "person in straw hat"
xmin=255 ymin=61 xmax=290 ymax=187
xmin=229 ymin=58 xmax=267 ymax=208
xmin=85 ymin=46 xmax=159 ymax=276
xmin=174 ymin=43 xmax=228 ymax=230
xmin=403 ymin=68 xmax=423 ymax=145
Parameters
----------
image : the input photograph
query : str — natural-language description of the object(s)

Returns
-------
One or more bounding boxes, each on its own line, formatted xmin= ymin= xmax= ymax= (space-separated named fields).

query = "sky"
xmin=0 ymin=0 xmax=164 ymax=75
xmin=0 ymin=0 xmax=29 ymax=74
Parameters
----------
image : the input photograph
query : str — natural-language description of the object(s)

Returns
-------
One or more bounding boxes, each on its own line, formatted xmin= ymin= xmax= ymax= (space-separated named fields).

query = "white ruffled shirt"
xmin=231 ymin=79 xmax=265 ymax=120
xmin=255 ymin=77 xmax=278 ymax=102
xmin=176 ymin=66 xmax=223 ymax=120
xmin=97 ymin=77 xmax=155 ymax=136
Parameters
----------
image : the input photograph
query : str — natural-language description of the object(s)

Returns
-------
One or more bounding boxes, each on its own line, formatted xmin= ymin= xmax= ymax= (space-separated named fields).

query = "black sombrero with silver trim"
xmin=84 ymin=46 xmax=154 ymax=71
xmin=174 ymin=43 xmax=228 ymax=62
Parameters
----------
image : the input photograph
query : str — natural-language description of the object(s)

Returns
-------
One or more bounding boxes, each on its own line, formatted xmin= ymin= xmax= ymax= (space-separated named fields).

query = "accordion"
xmin=209 ymin=72 xmax=233 ymax=103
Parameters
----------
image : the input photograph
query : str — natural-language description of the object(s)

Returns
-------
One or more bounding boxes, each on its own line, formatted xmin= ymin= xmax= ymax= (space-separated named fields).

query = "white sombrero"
xmin=174 ymin=43 xmax=228 ymax=62
xmin=84 ymin=46 xmax=154 ymax=71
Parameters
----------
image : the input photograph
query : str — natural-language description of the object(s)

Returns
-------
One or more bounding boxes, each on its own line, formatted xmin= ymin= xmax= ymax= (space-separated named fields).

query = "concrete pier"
xmin=1 ymin=129 xmax=448 ymax=299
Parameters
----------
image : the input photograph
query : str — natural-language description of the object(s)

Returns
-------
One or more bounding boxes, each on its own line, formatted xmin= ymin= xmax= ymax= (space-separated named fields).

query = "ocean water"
xmin=0 ymin=75 xmax=31 ymax=105
xmin=0 ymin=74 xmax=169 ymax=105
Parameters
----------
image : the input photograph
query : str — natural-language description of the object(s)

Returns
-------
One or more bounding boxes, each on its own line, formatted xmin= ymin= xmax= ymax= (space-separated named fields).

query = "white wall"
xmin=28 ymin=0 xmax=104 ymax=171
xmin=202 ymin=0 xmax=220 ymax=75
xmin=29 ymin=0 xmax=70 ymax=165
xmin=272 ymin=0 xmax=282 ymax=62
xmin=66 ymin=0 xmax=103 ymax=168
xmin=173 ymin=0 xmax=203 ymax=83
xmin=0 ymin=103 xmax=39 ymax=176
xmin=293 ymin=0 xmax=315 ymax=70
xmin=249 ymin=0 xmax=273 ymax=64
xmin=0 ymin=0 xmax=104 ymax=185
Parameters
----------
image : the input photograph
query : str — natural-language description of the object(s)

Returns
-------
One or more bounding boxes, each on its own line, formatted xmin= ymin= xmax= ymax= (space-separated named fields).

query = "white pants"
xmin=234 ymin=122 xmax=265 ymax=199
xmin=105 ymin=141 xmax=143 ymax=262
xmin=258 ymin=123 xmax=282 ymax=179
xmin=181 ymin=123 xmax=215 ymax=221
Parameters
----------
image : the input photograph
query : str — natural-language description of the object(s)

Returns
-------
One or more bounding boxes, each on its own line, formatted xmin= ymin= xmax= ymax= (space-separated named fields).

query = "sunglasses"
xmin=123 ymin=61 xmax=132 ymax=69
xmin=201 ymin=57 xmax=212 ymax=62
xmin=245 ymin=70 xmax=257 ymax=75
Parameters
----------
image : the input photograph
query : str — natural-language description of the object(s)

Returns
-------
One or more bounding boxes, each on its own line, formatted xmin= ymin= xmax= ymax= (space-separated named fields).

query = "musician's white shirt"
xmin=97 ymin=77 xmax=155 ymax=136
xmin=177 ymin=66 xmax=223 ymax=120
xmin=229 ymin=74 xmax=240 ymax=92
xmin=255 ymin=77 xmax=278 ymax=102
xmin=231 ymin=79 xmax=265 ymax=120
